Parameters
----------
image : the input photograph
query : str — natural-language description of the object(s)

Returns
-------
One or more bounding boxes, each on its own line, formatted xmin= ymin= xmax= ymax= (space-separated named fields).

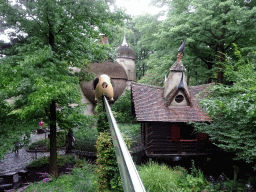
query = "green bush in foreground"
xmin=138 ymin=161 xmax=249 ymax=192
xmin=138 ymin=161 xmax=175 ymax=191
xmin=96 ymin=132 xmax=122 ymax=192
xmin=138 ymin=161 xmax=210 ymax=192
xmin=24 ymin=156 xmax=249 ymax=192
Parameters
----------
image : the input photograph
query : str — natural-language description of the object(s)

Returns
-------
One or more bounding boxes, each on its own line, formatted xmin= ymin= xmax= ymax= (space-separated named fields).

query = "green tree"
xmin=126 ymin=14 xmax=162 ymax=80
xmin=112 ymin=89 xmax=136 ymax=123
xmin=0 ymin=0 xmax=124 ymax=176
xmin=193 ymin=45 xmax=256 ymax=166
xmin=136 ymin=0 xmax=256 ymax=85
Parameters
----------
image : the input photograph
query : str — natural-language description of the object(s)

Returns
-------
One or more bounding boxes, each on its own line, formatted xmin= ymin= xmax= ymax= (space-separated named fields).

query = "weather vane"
xmin=177 ymin=40 xmax=186 ymax=62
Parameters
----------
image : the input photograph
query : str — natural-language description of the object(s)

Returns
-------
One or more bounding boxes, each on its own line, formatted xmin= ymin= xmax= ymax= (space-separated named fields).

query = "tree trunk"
xmin=217 ymin=18 xmax=226 ymax=84
xmin=217 ymin=71 xmax=224 ymax=84
xmin=233 ymin=165 xmax=239 ymax=181
xmin=49 ymin=100 xmax=58 ymax=177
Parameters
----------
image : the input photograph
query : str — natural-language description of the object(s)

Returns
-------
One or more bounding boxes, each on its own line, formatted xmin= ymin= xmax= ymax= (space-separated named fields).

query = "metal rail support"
xmin=103 ymin=96 xmax=146 ymax=192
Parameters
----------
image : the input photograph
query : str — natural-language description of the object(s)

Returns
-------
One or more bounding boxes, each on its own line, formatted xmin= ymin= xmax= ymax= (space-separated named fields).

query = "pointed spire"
xmin=177 ymin=40 xmax=186 ymax=62
xmin=121 ymin=34 xmax=128 ymax=46
xmin=178 ymin=40 xmax=186 ymax=53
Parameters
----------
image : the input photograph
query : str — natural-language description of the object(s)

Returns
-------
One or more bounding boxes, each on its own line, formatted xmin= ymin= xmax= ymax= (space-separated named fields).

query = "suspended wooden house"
xmin=131 ymin=41 xmax=216 ymax=158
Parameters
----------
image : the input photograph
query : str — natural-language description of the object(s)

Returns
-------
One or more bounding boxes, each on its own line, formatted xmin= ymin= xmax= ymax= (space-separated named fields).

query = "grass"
xmin=138 ymin=161 xmax=249 ymax=192
xmin=18 ymin=162 xmax=97 ymax=192
xmin=15 ymin=155 xmax=249 ymax=192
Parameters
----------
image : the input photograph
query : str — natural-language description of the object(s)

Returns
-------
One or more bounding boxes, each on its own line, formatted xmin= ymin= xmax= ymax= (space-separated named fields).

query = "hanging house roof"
xmin=131 ymin=82 xmax=214 ymax=122
xmin=81 ymin=61 xmax=128 ymax=104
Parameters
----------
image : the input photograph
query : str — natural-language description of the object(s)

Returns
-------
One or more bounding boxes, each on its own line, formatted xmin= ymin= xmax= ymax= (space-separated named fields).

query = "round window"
xmin=175 ymin=95 xmax=184 ymax=103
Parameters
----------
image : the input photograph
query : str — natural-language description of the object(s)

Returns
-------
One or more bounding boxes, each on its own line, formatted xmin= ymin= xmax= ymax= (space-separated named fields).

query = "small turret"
xmin=163 ymin=40 xmax=191 ymax=107
xmin=116 ymin=35 xmax=135 ymax=60
xmin=115 ymin=34 xmax=136 ymax=83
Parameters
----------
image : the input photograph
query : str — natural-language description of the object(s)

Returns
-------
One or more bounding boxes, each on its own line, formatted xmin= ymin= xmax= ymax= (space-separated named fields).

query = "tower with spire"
xmin=116 ymin=35 xmax=136 ymax=88
xmin=163 ymin=40 xmax=191 ymax=107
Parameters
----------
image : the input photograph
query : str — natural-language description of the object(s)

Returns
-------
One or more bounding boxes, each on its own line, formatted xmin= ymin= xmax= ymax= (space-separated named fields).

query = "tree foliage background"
xmin=124 ymin=0 xmax=256 ymax=86
xmin=193 ymin=46 xmax=256 ymax=166
xmin=0 ymin=0 xmax=125 ymax=171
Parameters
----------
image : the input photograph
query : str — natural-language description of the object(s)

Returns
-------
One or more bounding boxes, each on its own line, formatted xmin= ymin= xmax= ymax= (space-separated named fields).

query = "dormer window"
xmin=163 ymin=70 xmax=191 ymax=107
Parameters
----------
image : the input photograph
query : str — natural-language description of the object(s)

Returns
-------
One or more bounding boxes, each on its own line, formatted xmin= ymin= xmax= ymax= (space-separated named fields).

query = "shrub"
xmin=95 ymin=100 xmax=109 ymax=133
xmin=74 ymin=139 xmax=97 ymax=152
xmin=111 ymin=90 xmax=136 ymax=123
xmin=29 ymin=139 xmax=49 ymax=149
xmin=96 ymin=132 xmax=122 ymax=192
xmin=219 ymin=178 xmax=248 ymax=192
xmin=28 ymin=154 xmax=76 ymax=168
xmin=138 ymin=161 xmax=212 ymax=192
xmin=56 ymin=131 xmax=66 ymax=148
xmin=138 ymin=161 xmax=174 ymax=191
xmin=73 ymin=126 xmax=98 ymax=141
xmin=73 ymin=125 xmax=98 ymax=152
xmin=28 ymin=156 xmax=50 ymax=168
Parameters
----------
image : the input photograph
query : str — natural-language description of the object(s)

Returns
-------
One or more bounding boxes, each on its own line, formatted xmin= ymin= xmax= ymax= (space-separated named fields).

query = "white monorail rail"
xmin=103 ymin=96 xmax=146 ymax=192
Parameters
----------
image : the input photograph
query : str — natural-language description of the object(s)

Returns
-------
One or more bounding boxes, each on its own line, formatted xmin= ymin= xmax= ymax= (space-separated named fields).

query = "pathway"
xmin=0 ymin=132 xmax=65 ymax=173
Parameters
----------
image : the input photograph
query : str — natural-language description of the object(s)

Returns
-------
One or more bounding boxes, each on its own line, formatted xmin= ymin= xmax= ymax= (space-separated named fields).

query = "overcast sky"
xmin=115 ymin=0 xmax=167 ymax=16
xmin=0 ymin=0 xmax=167 ymax=42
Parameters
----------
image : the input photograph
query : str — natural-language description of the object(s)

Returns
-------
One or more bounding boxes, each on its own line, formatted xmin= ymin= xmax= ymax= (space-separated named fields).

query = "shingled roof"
xmin=83 ymin=61 xmax=128 ymax=79
xmin=131 ymin=82 xmax=214 ymax=122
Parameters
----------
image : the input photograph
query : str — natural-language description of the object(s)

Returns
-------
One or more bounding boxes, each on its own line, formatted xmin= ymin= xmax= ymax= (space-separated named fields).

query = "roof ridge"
xmin=132 ymin=82 xmax=215 ymax=89
xmin=131 ymin=82 xmax=164 ymax=89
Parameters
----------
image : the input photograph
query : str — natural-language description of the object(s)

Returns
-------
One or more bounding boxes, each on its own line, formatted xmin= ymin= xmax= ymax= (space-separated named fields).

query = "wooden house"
xmin=131 ymin=50 xmax=218 ymax=158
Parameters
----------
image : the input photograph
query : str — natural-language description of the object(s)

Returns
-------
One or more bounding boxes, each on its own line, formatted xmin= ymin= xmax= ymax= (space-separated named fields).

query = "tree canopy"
xmin=0 ymin=0 xmax=125 ymax=175
xmin=126 ymin=0 xmax=256 ymax=86
xmin=193 ymin=45 xmax=256 ymax=166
